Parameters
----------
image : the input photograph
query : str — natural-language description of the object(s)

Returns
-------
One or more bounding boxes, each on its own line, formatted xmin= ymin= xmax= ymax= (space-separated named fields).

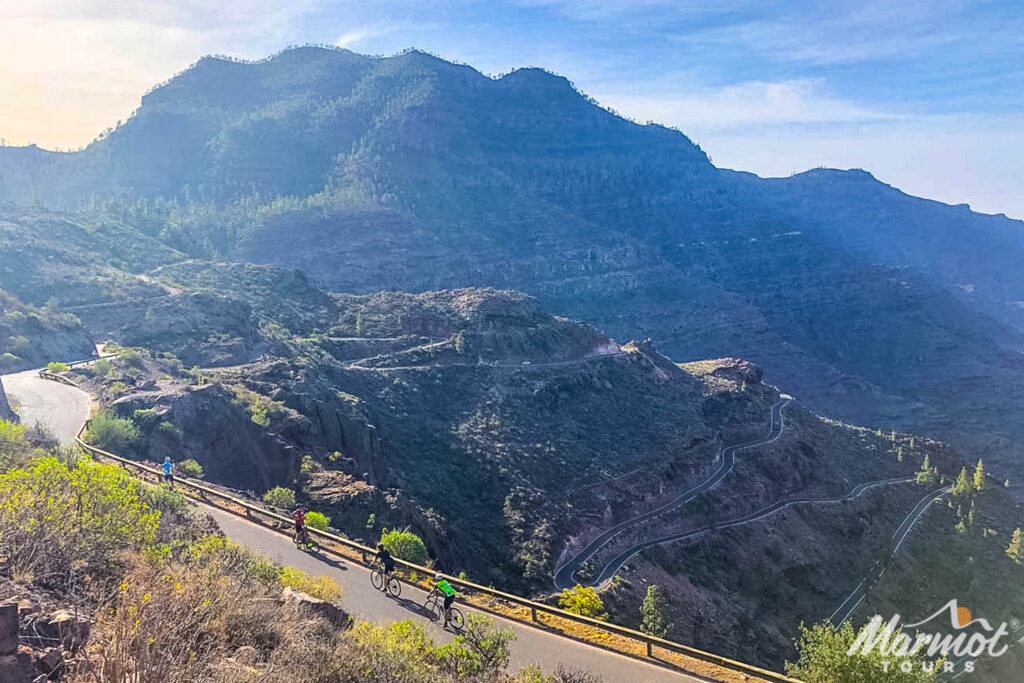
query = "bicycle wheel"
xmin=425 ymin=597 xmax=442 ymax=621
xmin=448 ymin=607 xmax=465 ymax=630
xmin=386 ymin=576 xmax=402 ymax=598
xmin=370 ymin=569 xmax=383 ymax=591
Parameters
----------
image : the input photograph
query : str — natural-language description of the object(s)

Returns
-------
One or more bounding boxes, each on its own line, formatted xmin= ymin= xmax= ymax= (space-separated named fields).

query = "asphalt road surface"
xmin=1 ymin=368 xmax=91 ymax=445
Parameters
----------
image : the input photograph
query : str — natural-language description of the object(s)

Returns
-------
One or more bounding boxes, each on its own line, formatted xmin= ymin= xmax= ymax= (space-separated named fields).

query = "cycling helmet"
xmin=164 ymin=456 xmax=171 ymax=462
xmin=435 ymin=572 xmax=443 ymax=581
xmin=377 ymin=543 xmax=385 ymax=551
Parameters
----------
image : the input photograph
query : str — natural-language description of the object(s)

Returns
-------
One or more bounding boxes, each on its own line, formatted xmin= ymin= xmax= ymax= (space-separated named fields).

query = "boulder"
xmin=0 ymin=603 xmax=18 ymax=655
xmin=0 ymin=651 xmax=33 ymax=683
xmin=34 ymin=611 xmax=90 ymax=651
xmin=280 ymin=587 xmax=351 ymax=629
xmin=0 ymin=377 xmax=16 ymax=423
xmin=34 ymin=647 xmax=63 ymax=678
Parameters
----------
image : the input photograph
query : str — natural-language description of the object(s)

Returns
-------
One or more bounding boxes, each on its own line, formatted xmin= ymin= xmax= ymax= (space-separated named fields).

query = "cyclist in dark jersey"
xmin=375 ymin=543 xmax=396 ymax=588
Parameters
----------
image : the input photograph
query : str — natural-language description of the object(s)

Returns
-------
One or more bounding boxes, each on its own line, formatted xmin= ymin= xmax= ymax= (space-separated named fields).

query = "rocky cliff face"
xmin=0 ymin=377 xmax=15 ymax=422
xmin=0 ymin=288 xmax=95 ymax=373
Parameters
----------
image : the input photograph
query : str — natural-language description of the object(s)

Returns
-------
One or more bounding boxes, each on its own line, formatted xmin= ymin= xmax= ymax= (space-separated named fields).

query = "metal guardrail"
xmin=43 ymin=370 xmax=800 ymax=683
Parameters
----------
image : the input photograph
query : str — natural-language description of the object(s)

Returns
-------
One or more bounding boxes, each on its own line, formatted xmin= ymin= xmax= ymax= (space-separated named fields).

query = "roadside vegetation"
xmin=0 ymin=441 xmax=600 ymax=682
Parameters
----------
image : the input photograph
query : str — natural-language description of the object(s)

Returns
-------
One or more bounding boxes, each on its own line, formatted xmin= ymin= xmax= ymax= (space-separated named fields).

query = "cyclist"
xmin=433 ymin=572 xmax=457 ymax=626
xmin=162 ymin=457 xmax=174 ymax=488
xmin=293 ymin=506 xmax=308 ymax=545
xmin=375 ymin=543 xmax=396 ymax=588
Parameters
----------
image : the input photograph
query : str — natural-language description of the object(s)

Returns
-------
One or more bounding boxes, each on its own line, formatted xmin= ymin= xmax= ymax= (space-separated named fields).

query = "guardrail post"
xmin=646 ymin=641 xmax=653 ymax=657
xmin=531 ymin=606 xmax=538 ymax=622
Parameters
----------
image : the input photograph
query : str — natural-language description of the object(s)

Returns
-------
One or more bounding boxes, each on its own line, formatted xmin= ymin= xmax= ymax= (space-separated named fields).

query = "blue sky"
xmin=1 ymin=0 xmax=1021 ymax=217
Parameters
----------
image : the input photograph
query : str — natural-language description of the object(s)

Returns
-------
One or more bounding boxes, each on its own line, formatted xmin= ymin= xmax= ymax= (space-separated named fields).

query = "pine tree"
xmin=1007 ymin=528 xmax=1024 ymax=565
xmin=910 ymin=436 xmax=916 ymax=449
xmin=896 ymin=446 xmax=903 ymax=462
xmin=640 ymin=585 xmax=672 ymax=638
xmin=355 ymin=311 xmax=364 ymax=335
xmin=454 ymin=330 xmax=467 ymax=354
xmin=973 ymin=459 xmax=985 ymax=491
xmin=915 ymin=455 xmax=937 ymax=486
xmin=952 ymin=467 xmax=972 ymax=497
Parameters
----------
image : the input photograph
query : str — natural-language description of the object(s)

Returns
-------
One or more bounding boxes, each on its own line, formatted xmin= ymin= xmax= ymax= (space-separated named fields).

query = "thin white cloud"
xmin=336 ymin=25 xmax=395 ymax=48
xmin=601 ymin=78 xmax=899 ymax=130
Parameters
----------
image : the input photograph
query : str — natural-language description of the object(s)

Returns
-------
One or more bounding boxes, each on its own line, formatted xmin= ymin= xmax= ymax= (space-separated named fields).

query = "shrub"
xmin=178 ymin=458 xmax=204 ymax=479
xmin=281 ymin=566 xmax=343 ymax=602
xmin=109 ymin=381 xmax=128 ymax=396
xmin=436 ymin=613 xmax=516 ymax=677
xmin=305 ymin=510 xmax=330 ymax=531
xmin=381 ymin=528 xmax=430 ymax=565
xmin=47 ymin=361 xmax=69 ymax=373
xmin=186 ymin=535 xmax=283 ymax=587
xmin=0 ymin=457 xmax=159 ymax=589
xmin=87 ymin=410 xmax=140 ymax=455
xmin=263 ymin=486 xmax=296 ymax=509
xmin=92 ymin=358 xmax=113 ymax=377
xmin=139 ymin=483 xmax=189 ymax=516
xmin=786 ymin=620 xmax=938 ymax=682
xmin=0 ymin=420 xmax=36 ymax=469
xmin=131 ymin=408 xmax=160 ymax=429
xmin=558 ymin=585 xmax=606 ymax=620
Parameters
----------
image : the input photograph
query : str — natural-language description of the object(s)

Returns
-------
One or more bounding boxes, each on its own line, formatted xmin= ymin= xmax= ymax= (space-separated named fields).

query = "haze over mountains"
xmin=3 ymin=46 xmax=1023 ymax=478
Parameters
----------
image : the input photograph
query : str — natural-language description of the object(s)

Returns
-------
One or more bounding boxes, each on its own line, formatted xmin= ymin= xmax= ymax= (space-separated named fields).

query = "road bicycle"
xmin=370 ymin=561 xmax=402 ymax=597
xmin=293 ymin=528 xmax=320 ymax=553
xmin=425 ymin=589 xmax=464 ymax=630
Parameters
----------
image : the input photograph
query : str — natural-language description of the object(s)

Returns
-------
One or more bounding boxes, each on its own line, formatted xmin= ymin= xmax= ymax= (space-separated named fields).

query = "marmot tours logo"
xmin=848 ymin=599 xmax=1016 ymax=675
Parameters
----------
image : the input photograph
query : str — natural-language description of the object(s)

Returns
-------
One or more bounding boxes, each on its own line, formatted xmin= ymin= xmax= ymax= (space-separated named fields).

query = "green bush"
xmin=0 ymin=457 xmax=159 ymax=586
xmin=436 ymin=613 xmax=516 ymax=677
xmin=47 ymin=361 xmax=70 ymax=373
xmin=263 ymin=486 xmax=296 ymax=509
xmin=87 ymin=410 xmax=141 ymax=455
xmin=305 ymin=510 xmax=330 ymax=531
xmin=186 ymin=535 xmax=283 ymax=586
xmin=178 ymin=458 xmax=204 ymax=479
xmin=139 ymin=483 xmax=189 ymax=516
xmin=280 ymin=566 xmax=342 ymax=602
xmin=381 ymin=528 xmax=430 ymax=565
xmin=786 ymin=620 xmax=938 ymax=682
xmin=0 ymin=420 xmax=36 ymax=470
xmin=92 ymin=358 xmax=113 ymax=378
xmin=557 ymin=585 xmax=606 ymax=620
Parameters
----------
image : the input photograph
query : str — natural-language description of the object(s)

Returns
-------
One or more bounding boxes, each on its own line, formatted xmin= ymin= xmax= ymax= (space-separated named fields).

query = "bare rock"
xmin=280 ymin=587 xmax=351 ymax=629
xmin=0 ymin=651 xmax=33 ymax=683
xmin=0 ymin=603 xmax=18 ymax=655
xmin=33 ymin=611 xmax=90 ymax=652
xmin=34 ymin=647 xmax=63 ymax=679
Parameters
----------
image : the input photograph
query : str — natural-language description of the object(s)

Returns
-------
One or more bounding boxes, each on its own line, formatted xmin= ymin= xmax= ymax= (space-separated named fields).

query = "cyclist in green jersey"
xmin=434 ymin=573 xmax=457 ymax=625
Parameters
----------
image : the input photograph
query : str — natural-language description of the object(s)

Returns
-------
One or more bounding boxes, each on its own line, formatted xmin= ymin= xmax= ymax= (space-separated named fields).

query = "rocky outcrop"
xmin=0 ymin=377 xmax=15 ymax=422
xmin=0 ymin=599 xmax=86 ymax=683
xmin=280 ymin=587 xmax=351 ymax=629
xmin=112 ymin=383 xmax=299 ymax=492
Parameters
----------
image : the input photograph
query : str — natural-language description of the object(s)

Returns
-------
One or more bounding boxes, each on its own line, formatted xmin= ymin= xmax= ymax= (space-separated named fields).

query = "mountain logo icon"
xmin=904 ymin=599 xmax=993 ymax=631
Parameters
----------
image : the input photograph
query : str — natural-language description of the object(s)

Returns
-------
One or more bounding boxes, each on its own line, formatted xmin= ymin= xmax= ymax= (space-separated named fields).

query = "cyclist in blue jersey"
xmin=162 ymin=457 xmax=174 ymax=488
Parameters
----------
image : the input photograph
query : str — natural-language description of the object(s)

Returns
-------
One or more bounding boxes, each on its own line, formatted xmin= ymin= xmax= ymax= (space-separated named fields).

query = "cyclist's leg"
xmin=443 ymin=594 xmax=454 ymax=623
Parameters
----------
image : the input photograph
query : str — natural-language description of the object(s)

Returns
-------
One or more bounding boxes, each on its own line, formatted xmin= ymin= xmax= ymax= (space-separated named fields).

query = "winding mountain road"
xmin=827 ymin=485 xmax=952 ymax=626
xmin=1 ymin=368 xmax=91 ymax=445
xmin=554 ymin=399 xmax=789 ymax=590
xmin=592 ymin=478 xmax=917 ymax=589
xmin=1 ymin=364 xmax=710 ymax=683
